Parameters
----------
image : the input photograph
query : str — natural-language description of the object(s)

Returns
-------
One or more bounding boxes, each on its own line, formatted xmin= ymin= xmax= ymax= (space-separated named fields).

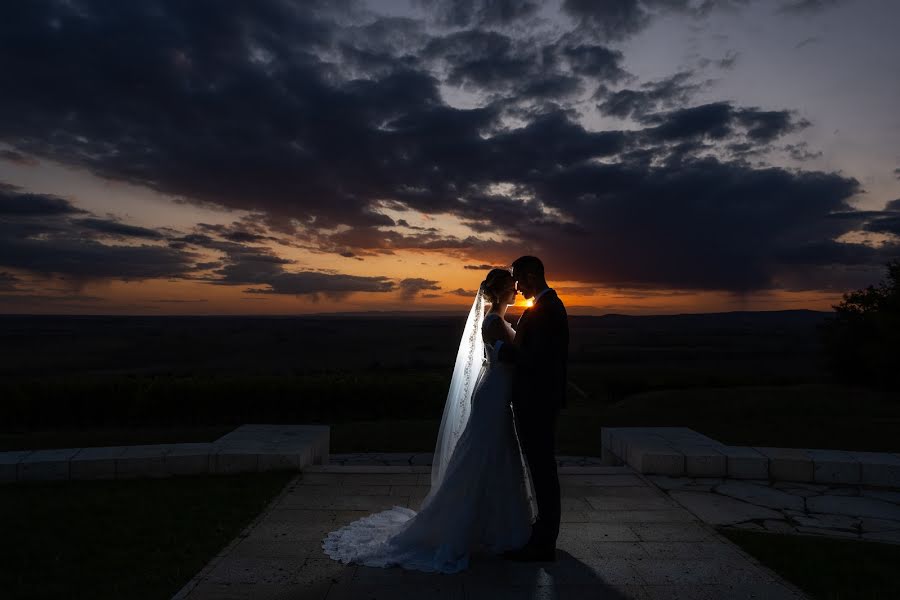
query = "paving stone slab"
xmin=638 ymin=541 xmax=745 ymax=561
xmin=175 ymin=466 xmax=807 ymax=600
xmin=668 ymin=490 xmax=784 ymax=526
xmin=558 ymin=466 xmax=635 ymax=475
xmin=806 ymin=494 xmax=900 ymax=520
xmin=559 ymin=522 xmax=642 ymax=542
xmin=861 ymin=489 xmax=900 ymax=504
xmin=559 ymin=474 xmax=646 ymax=487
xmin=859 ymin=517 xmax=900 ymax=533
xmin=631 ymin=557 xmax=771 ymax=586
xmin=629 ymin=522 xmax=714 ymax=542
xmin=791 ymin=513 xmax=859 ymax=531
xmin=584 ymin=495 xmax=676 ymax=511
xmin=587 ymin=510 xmax=698 ymax=523
xmin=715 ymin=481 xmax=805 ymax=511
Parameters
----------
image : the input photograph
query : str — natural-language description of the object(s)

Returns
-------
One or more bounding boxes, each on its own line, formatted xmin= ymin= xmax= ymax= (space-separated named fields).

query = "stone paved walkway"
xmin=649 ymin=475 xmax=900 ymax=545
xmin=327 ymin=453 xmax=608 ymax=468
xmin=174 ymin=465 xmax=807 ymax=599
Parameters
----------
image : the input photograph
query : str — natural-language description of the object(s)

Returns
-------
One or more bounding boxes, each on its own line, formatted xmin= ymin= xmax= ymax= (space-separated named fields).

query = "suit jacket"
xmin=497 ymin=289 xmax=569 ymax=413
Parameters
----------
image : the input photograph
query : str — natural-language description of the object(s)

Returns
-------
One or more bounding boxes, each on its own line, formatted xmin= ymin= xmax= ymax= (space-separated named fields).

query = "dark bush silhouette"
xmin=821 ymin=260 xmax=900 ymax=390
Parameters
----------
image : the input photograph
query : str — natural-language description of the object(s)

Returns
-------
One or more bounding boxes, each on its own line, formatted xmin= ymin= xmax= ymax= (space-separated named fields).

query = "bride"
xmin=322 ymin=268 xmax=537 ymax=573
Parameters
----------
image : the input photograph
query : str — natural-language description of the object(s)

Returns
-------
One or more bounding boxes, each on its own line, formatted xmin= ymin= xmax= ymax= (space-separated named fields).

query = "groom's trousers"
xmin=517 ymin=405 xmax=561 ymax=547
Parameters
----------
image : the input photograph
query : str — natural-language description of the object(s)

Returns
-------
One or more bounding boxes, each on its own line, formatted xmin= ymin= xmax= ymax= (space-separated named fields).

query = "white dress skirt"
xmin=322 ymin=314 xmax=536 ymax=573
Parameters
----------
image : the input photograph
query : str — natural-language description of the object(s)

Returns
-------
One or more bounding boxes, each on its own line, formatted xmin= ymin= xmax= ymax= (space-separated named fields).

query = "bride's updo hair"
xmin=480 ymin=268 xmax=513 ymax=304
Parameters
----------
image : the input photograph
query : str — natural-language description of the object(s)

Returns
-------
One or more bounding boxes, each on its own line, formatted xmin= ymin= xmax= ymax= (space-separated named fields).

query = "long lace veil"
xmin=429 ymin=284 xmax=486 ymax=493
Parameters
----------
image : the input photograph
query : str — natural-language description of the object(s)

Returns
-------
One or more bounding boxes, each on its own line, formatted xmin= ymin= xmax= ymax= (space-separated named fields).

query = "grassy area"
xmin=598 ymin=383 xmax=900 ymax=453
xmin=1 ymin=371 xmax=449 ymax=430
xmin=0 ymin=472 xmax=293 ymax=600
xmin=720 ymin=528 xmax=900 ymax=600
xmin=3 ymin=382 xmax=898 ymax=457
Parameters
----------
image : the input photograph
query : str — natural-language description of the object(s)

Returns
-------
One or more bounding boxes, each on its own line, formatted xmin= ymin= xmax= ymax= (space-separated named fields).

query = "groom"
xmin=496 ymin=256 xmax=569 ymax=562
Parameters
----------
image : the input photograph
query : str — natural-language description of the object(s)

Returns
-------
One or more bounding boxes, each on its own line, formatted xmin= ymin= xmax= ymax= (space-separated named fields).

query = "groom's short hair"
xmin=511 ymin=255 xmax=544 ymax=278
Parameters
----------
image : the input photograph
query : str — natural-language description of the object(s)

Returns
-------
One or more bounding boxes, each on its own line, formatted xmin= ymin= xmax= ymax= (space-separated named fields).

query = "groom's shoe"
xmin=503 ymin=544 xmax=556 ymax=563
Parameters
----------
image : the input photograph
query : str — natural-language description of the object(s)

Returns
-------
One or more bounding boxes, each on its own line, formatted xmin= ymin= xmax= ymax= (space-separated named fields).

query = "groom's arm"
xmin=496 ymin=307 xmax=556 ymax=368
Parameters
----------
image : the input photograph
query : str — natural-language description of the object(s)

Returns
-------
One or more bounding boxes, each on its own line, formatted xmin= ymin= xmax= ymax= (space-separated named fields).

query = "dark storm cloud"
xmin=0 ymin=272 xmax=21 ymax=291
xmin=0 ymin=149 xmax=38 ymax=166
xmin=716 ymin=50 xmax=740 ymax=70
xmin=0 ymin=0 xmax=892 ymax=297
xmin=561 ymin=0 xmax=750 ymax=41
xmin=560 ymin=44 xmax=629 ymax=81
xmin=245 ymin=272 xmax=395 ymax=298
xmin=424 ymin=30 xmax=535 ymax=91
xmin=861 ymin=200 xmax=900 ymax=237
xmin=637 ymin=102 xmax=809 ymax=144
xmin=172 ymin=226 xmax=398 ymax=298
xmin=448 ymin=287 xmax=478 ymax=296
xmin=469 ymin=155 xmax=900 ymax=292
xmin=0 ymin=0 xmax=439 ymax=231
xmin=596 ymin=70 xmax=706 ymax=119
xmin=777 ymin=0 xmax=845 ymax=14
xmin=0 ymin=293 xmax=104 ymax=305
xmin=784 ymin=142 xmax=823 ymax=162
xmin=74 ymin=218 xmax=166 ymax=240
xmin=0 ymin=183 xmax=198 ymax=281
xmin=0 ymin=235 xmax=197 ymax=281
xmin=398 ymin=277 xmax=442 ymax=299
xmin=416 ymin=0 xmax=540 ymax=27
xmin=0 ymin=184 xmax=88 ymax=216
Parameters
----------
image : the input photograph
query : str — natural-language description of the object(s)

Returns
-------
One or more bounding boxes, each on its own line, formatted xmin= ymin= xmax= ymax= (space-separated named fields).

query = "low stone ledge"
xmin=71 ymin=446 xmax=128 ymax=481
xmin=625 ymin=440 xmax=685 ymax=476
xmin=717 ymin=445 xmax=769 ymax=480
xmin=601 ymin=427 xmax=900 ymax=488
xmin=850 ymin=451 xmax=900 ymax=487
xmin=0 ymin=424 xmax=330 ymax=484
xmin=0 ymin=451 xmax=33 ymax=483
xmin=754 ymin=447 xmax=815 ymax=483
xmin=807 ymin=449 xmax=861 ymax=485
xmin=164 ymin=443 xmax=214 ymax=476
xmin=117 ymin=444 xmax=171 ymax=479
xmin=19 ymin=448 xmax=80 ymax=482
xmin=673 ymin=444 xmax=727 ymax=478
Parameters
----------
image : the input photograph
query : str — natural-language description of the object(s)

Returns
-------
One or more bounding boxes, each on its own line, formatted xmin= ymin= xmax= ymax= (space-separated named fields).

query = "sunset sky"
xmin=1 ymin=0 xmax=899 ymax=315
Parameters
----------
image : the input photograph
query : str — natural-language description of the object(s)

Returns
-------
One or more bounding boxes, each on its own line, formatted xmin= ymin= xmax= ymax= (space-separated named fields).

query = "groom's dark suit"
xmin=497 ymin=288 xmax=568 ymax=548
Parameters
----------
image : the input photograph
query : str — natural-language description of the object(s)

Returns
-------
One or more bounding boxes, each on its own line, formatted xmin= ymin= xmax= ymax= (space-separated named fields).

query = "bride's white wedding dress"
xmin=322 ymin=312 xmax=537 ymax=574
